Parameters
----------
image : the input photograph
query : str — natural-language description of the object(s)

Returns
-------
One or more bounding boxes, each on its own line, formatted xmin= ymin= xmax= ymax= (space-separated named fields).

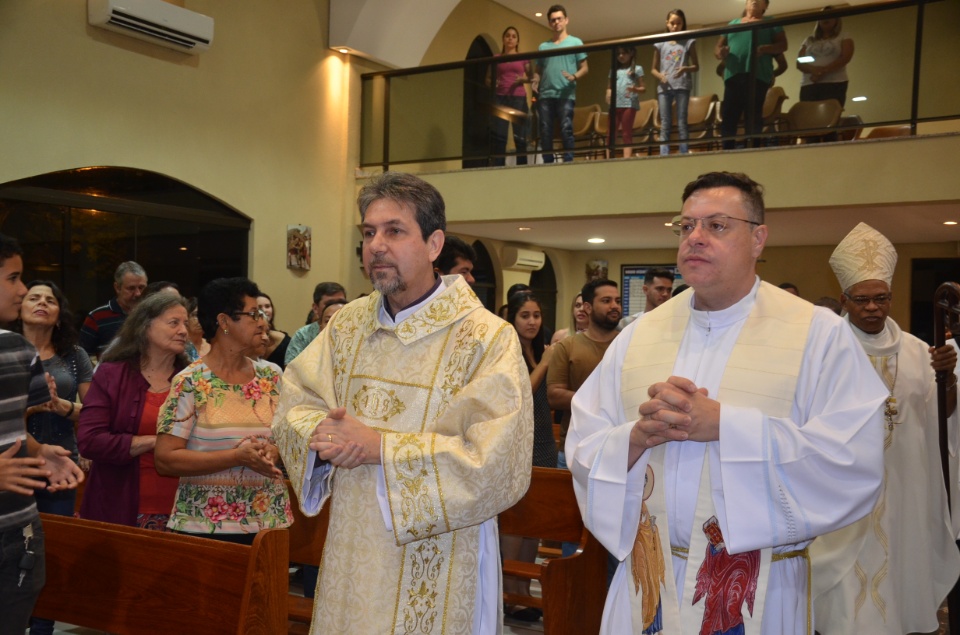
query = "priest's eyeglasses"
xmin=848 ymin=294 xmax=892 ymax=307
xmin=671 ymin=214 xmax=760 ymax=237
xmin=233 ymin=308 xmax=267 ymax=321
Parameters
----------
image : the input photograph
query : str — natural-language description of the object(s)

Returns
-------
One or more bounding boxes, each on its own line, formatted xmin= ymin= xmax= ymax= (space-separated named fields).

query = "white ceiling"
xmin=491 ymin=0 xmax=877 ymax=41
xmin=448 ymin=200 xmax=960 ymax=251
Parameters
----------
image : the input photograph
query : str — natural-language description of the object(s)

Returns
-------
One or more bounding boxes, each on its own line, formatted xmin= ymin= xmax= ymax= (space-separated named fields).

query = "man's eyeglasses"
xmin=848 ymin=294 xmax=892 ymax=307
xmin=232 ymin=308 xmax=267 ymax=321
xmin=671 ymin=214 xmax=760 ymax=237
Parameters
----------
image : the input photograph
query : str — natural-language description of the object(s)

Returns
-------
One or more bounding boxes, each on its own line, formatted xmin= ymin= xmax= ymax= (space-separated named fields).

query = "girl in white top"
xmin=652 ymin=9 xmax=699 ymax=156
xmin=796 ymin=6 xmax=854 ymax=106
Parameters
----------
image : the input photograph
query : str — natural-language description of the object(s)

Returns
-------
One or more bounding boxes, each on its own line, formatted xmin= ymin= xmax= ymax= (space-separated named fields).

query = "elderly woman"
xmin=77 ymin=293 xmax=188 ymax=529
xmin=155 ymin=278 xmax=291 ymax=543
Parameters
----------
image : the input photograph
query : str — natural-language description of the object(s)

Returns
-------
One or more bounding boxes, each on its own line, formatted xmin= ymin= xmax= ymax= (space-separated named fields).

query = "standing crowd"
xmin=1 ymin=166 xmax=957 ymax=635
xmin=490 ymin=1 xmax=855 ymax=164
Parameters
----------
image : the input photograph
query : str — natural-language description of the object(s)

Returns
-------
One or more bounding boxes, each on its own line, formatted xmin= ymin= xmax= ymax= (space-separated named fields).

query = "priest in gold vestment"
xmin=273 ymin=172 xmax=534 ymax=635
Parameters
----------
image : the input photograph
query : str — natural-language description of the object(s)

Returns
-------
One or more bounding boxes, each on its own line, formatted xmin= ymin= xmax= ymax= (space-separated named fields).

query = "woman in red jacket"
xmin=77 ymin=293 xmax=188 ymax=529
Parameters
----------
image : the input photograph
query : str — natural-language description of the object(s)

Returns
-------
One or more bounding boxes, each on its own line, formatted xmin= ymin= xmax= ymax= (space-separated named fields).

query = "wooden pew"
xmin=285 ymin=480 xmax=329 ymax=630
xmin=499 ymin=466 xmax=607 ymax=635
xmin=33 ymin=514 xmax=288 ymax=635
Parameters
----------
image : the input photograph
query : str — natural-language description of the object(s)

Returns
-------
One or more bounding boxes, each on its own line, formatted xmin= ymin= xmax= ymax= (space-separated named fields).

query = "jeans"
xmin=491 ymin=94 xmax=529 ymax=166
xmin=720 ymin=75 xmax=770 ymax=150
xmin=29 ymin=492 xmax=73 ymax=635
xmin=658 ymin=89 xmax=690 ymax=155
xmin=0 ymin=518 xmax=46 ymax=635
xmin=538 ymin=97 xmax=575 ymax=163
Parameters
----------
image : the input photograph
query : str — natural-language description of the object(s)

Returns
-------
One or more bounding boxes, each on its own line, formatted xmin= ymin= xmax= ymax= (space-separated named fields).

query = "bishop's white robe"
xmin=811 ymin=317 xmax=960 ymax=634
xmin=273 ymin=276 xmax=534 ymax=635
xmin=566 ymin=279 xmax=887 ymax=635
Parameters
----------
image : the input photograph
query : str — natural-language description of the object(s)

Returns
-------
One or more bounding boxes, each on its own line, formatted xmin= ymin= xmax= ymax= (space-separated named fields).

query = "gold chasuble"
xmin=274 ymin=276 xmax=534 ymax=634
xmin=619 ymin=282 xmax=813 ymax=634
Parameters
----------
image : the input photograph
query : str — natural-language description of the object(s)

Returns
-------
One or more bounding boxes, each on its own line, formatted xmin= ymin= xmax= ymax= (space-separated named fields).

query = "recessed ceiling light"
xmin=535 ymin=12 xmax=542 ymax=17
xmin=663 ymin=222 xmax=673 ymax=227
xmin=587 ymin=237 xmax=605 ymax=244
xmin=945 ymin=221 xmax=958 ymax=226
xmin=338 ymin=48 xmax=349 ymax=54
xmin=851 ymin=96 xmax=867 ymax=102
xmin=518 ymin=226 xmax=532 ymax=231
xmin=797 ymin=55 xmax=814 ymax=63
xmin=179 ymin=247 xmax=188 ymax=251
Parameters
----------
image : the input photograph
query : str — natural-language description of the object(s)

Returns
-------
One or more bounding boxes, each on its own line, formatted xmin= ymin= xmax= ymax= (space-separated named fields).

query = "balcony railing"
xmin=359 ymin=0 xmax=957 ymax=171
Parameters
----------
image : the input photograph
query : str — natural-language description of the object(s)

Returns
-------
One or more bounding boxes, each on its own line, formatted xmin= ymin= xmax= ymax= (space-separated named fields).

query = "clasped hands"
xmin=235 ymin=437 xmax=283 ymax=480
xmin=629 ymin=376 xmax=721 ymax=464
xmin=309 ymin=407 xmax=382 ymax=469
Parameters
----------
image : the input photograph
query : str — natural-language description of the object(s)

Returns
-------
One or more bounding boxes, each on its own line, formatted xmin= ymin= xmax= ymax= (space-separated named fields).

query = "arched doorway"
xmin=462 ymin=35 xmax=494 ymax=169
xmin=470 ymin=239 xmax=496 ymax=313
xmin=529 ymin=254 xmax=559 ymax=333
xmin=0 ymin=166 xmax=249 ymax=325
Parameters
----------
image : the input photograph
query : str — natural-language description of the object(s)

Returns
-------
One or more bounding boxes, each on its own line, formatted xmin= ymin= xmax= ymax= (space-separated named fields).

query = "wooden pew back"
xmin=33 ymin=514 xmax=288 ymax=635
xmin=498 ymin=466 xmax=607 ymax=635
xmin=285 ymin=480 xmax=330 ymax=626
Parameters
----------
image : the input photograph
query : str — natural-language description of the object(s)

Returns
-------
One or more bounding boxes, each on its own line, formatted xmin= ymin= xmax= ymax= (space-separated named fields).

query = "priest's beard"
xmin=369 ymin=264 xmax=407 ymax=297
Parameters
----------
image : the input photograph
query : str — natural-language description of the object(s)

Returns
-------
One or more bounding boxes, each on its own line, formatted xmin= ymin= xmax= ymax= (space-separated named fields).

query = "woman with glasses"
xmin=77 ymin=293 xmax=189 ymax=531
xmin=154 ymin=277 xmax=291 ymax=543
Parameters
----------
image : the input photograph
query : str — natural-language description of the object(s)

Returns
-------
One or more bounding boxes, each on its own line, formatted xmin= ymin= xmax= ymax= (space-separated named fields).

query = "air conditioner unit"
xmin=88 ymin=0 xmax=214 ymax=54
xmin=502 ymin=247 xmax=546 ymax=271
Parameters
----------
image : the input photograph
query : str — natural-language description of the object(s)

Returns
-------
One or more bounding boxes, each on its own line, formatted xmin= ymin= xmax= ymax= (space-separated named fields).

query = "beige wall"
xmin=0 ymin=0 xmax=372 ymax=334
xmin=553 ymin=241 xmax=959 ymax=332
xmin=421 ymin=0 xmax=553 ymax=65
xmin=3 ymin=0 xmax=956 ymax=334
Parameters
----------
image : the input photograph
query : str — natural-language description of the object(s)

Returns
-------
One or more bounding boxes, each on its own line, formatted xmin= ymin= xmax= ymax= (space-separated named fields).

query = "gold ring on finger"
xmin=327 ymin=434 xmax=333 ymax=443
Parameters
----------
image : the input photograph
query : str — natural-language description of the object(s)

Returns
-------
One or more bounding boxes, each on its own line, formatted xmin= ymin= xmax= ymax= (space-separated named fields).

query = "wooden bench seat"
xmin=33 ymin=513 xmax=288 ymax=635
xmin=499 ymin=466 xmax=607 ymax=634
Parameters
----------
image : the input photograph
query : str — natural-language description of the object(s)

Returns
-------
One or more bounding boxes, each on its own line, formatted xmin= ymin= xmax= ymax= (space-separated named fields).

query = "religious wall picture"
xmin=287 ymin=225 xmax=311 ymax=270
xmin=586 ymin=259 xmax=608 ymax=282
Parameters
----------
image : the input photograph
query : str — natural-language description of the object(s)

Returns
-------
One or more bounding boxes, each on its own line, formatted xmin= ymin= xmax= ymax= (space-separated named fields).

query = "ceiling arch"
xmin=330 ymin=0 xmax=461 ymax=68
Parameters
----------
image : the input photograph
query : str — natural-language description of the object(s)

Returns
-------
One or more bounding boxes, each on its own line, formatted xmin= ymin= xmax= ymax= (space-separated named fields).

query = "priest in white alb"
xmin=811 ymin=222 xmax=960 ymax=635
xmin=566 ymin=172 xmax=888 ymax=635
xmin=273 ymin=172 xmax=534 ymax=634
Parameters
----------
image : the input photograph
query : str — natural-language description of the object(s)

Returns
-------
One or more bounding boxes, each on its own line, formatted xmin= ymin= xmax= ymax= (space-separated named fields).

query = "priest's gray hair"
xmin=358 ymin=171 xmax=446 ymax=240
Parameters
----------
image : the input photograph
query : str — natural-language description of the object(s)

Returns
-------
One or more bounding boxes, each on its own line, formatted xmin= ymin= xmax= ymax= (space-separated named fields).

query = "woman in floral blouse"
xmin=155 ymin=277 xmax=291 ymax=543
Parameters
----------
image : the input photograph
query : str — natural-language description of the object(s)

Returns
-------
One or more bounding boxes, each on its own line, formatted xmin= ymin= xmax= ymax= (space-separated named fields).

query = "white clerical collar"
xmin=378 ymin=277 xmax=448 ymax=326
xmin=688 ymin=276 xmax=760 ymax=330
xmin=846 ymin=314 xmax=900 ymax=357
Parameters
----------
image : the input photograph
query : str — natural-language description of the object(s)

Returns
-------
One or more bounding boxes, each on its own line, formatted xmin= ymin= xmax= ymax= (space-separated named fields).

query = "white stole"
xmin=620 ymin=283 xmax=814 ymax=634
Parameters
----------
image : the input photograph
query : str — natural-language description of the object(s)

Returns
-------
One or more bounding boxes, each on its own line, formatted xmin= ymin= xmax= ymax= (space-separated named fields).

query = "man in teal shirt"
xmin=715 ymin=0 xmax=787 ymax=149
xmin=533 ymin=4 xmax=588 ymax=163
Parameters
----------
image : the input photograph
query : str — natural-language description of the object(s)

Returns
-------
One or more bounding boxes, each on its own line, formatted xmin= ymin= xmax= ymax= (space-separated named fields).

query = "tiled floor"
xmin=38 ymin=585 xmax=953 ymax=634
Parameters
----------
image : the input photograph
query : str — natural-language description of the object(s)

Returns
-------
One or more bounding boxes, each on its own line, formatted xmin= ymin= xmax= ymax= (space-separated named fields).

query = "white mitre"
xmin=829 ymin=222 xmax=898 ymax=291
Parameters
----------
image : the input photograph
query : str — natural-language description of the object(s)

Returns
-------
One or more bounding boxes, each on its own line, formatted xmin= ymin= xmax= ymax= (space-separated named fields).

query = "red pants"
xmin=609 ymin=107 xmax=637 ymax=146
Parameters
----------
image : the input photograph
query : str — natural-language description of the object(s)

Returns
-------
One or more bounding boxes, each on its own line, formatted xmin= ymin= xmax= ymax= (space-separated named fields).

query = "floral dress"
xmin=157 ymin=358 xmax=292 ymax=534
